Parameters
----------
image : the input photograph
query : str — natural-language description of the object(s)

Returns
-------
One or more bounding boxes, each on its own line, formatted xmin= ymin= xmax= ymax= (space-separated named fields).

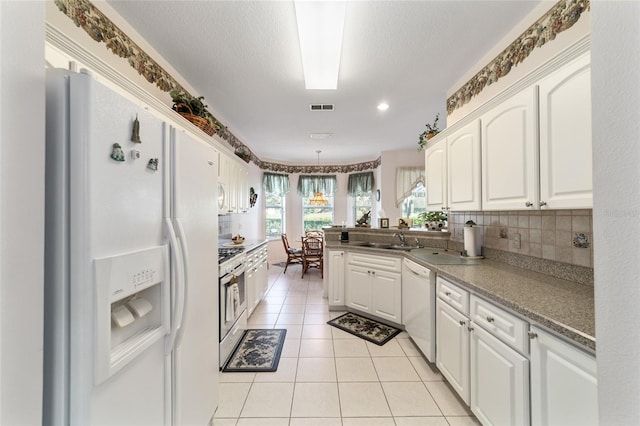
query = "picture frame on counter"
xmin=379 ymin=218 xmax=389 ymax=228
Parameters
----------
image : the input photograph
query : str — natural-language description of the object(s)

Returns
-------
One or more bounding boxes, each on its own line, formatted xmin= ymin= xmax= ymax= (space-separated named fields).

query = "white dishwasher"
xmin=402 ymin=258 xmax=436 ymax=362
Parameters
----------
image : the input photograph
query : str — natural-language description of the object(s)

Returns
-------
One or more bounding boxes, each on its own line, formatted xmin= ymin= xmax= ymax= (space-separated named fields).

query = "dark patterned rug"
xmin=327 ymin=312 xmax=401 ymax=346
xmin=222 ymin=329 xmax=287 ymax=372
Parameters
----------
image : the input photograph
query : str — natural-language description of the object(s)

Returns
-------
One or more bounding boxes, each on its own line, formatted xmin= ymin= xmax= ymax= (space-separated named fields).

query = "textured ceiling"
xmin=106 ymin=1 xmax=541 ymax=165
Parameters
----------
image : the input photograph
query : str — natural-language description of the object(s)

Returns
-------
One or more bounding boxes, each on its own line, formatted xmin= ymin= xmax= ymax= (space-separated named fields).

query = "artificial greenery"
xmin=170 ymin=88 xmax=222 ymax=130
xmin=418 ymin=210 xmax=448 ymax=223
xmin=418 ymin=113 xmax=441 ymax=151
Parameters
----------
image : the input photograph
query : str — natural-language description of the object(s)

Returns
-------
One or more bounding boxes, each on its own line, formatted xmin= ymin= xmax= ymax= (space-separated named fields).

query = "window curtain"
xmin=262 ymin=172 xmax=290 ymax=197
xmin=297 ymin=175 xmax=337 ymax=196
xmin=396 ymin=167 xmax=424 ymax=206
xmin=347 ymin=172 xmax=375 ymax=196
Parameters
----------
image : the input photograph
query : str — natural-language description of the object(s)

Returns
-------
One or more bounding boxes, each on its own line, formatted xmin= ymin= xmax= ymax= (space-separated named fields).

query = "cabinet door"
xmin=425 ymin=138 xmax=447 ymax=210
xmin=238 ymin=166 xmax=249 ymax=213
xmin=256 ymin=258 xmax=268 ymax=304
xmin=539 ymin=54 xmax=592 ymax=209
xmin=481 ymin=86 xmax=539 ymax=210
xmin=327 ymin=250 xmax=345 ymax=306
xmin=371 ymin=270 xmax=401 ymax=323
xmin=436 ymin=299 xmax=470 ymax=403
xmin=447 ymin=120 xmax=482 ymax=211
xmin=470 ymin=323 xmax=529 ymax=426
xmin=245 ymin=263 xmax=257 ymax=316
xmin=218 ymin=153 xmax=231 ymax=213
xmin=345 ymin=265 xmax=371 ymax=313
xmin=530 ymin=326 xmax=598 ymax=426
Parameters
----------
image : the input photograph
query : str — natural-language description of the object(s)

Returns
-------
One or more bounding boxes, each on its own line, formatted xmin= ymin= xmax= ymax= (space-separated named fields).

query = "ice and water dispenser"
xmin=94 ymin=246 xmax=170 ymax=384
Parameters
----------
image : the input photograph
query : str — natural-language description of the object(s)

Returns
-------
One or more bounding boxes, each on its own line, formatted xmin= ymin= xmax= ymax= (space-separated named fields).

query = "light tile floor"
xmin=214 ymin=264 xmax=480 ymax=426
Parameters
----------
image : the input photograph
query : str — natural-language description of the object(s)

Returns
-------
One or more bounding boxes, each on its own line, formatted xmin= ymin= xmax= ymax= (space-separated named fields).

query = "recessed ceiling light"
xmin=377 ymin=103 xmax=389 ymax=111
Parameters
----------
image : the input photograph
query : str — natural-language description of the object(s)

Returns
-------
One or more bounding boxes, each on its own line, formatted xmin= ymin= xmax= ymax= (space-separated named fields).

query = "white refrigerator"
xmin=43 ymin=69 xmax=219 ymax=425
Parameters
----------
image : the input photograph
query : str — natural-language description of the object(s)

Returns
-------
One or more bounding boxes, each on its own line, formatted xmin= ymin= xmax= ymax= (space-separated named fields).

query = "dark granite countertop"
xmin=326 ymin=241 xmax=595 ymax=352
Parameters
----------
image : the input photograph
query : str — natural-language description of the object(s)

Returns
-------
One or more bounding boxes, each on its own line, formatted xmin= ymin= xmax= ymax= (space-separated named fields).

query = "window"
xmin=303 ymin=195 xmax=334 ymax=231
xmin=265 ymin=193 xmax=285 ymax=238
xmin=353 ymin=193 xmax=372 ymax=224
xmin=348 ymin=172 xmax=374 ymax=224
xmin=263 ymin=172 xmax=290 ymax=237
xmin=401 ymin=183 xmax=427 ymax=226
xmin=298 ymin=175 xmax=337 ymax=231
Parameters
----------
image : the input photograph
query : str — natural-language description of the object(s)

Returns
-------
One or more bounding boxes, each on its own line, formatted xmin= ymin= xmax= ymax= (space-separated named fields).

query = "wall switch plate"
xmin=512 ymin=233 xmax=521 ymax=249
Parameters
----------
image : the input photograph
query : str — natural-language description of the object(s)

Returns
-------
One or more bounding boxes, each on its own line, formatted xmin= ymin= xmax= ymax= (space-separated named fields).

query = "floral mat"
xmin=222 ymin=329 xmax=287 ymax=372
xmin=327 ymin=312 xmax=401 ymax=346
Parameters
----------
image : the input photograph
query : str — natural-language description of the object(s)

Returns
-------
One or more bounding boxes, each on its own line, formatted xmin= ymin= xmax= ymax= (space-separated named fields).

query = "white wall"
xmin=592 ymin=3 xmax=640 ymax=424
xmin=0 ymin=1 xmax=45 ymax=424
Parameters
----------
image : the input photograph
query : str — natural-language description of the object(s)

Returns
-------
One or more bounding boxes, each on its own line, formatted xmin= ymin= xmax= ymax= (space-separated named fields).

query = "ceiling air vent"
xmin=310 ymin=104 xmax=334 ymax=111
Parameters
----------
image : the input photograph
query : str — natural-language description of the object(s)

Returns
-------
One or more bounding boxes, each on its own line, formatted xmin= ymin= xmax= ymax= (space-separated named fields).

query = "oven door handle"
xmin=174 ymin=218 xmax=190 ymax=348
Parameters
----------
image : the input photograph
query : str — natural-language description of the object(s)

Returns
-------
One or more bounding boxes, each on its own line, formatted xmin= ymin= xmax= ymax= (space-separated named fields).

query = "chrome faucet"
xmin=393 ymin=232 xmax=406 ymax=245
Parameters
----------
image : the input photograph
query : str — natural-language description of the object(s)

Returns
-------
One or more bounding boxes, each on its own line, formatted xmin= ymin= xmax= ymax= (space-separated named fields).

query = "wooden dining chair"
xmin=301 ymin=235 xmax=323 ymax=278
xmin=281 ymin=233 xmax=303 ymax=273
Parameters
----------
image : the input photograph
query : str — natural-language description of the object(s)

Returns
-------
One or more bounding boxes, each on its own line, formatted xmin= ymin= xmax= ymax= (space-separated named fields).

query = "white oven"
xmin=219 ymin=250 xmax=247 ymax=368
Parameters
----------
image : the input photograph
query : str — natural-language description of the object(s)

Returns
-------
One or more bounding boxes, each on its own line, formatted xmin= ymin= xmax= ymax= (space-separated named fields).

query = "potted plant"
xmin=418 ymin=113 xmax=440 ymax=151
xmin=169 ymin=88 xmax=221 ymax=136
xmin=235 ymin=146 xmax=252 ymax=163
xmin=417 ymin=210 xmax=447 ymax=231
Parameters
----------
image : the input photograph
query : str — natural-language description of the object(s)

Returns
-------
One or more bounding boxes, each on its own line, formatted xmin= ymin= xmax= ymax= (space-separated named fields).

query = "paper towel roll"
xmin=463 ymin=226 xmax=482 ymax=257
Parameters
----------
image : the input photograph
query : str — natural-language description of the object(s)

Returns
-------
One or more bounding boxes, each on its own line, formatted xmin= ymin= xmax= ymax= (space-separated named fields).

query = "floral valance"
xmin=347 ymin=172 xmax=375 ymax=196
xmin=297 ymin=175 xmax=337 ymax=197
xmin=262 ymin=172 xmax=290 ymax=197
xmin=396 ymin=167 xmax=424 ymax=207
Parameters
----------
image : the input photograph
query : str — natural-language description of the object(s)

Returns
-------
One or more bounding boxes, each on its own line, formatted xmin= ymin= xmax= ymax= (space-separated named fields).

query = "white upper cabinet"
xmin=425 ymin=138 xmax=447 ymax=211
xmin=425 ymin=120 xmax=482 ymax=211
xmin=481 ymin=86 xmax=539 ymax=211
xmin=447 ymin=120 xmax=482 ymax=211
xmin=538 ymin=54 xmax=592 ymax=209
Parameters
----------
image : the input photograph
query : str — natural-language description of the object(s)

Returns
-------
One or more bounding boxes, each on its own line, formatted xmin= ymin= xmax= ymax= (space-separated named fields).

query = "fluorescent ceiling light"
xmin=294 ymin=0 xmax=347 ymax=90
xmin=377 ymin=103 xmax=389 ymax=111
xmin=309 ymin=133 xmax=333 ymax=139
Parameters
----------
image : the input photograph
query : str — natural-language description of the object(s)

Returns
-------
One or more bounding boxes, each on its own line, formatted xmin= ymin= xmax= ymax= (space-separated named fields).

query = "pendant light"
xmin=309 ymin=150 xmax=329 ymax=206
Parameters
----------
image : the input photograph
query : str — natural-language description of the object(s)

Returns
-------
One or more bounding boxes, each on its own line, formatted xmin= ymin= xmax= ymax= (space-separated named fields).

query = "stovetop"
xmin=218 ymin=247 xmax=244 ymax=264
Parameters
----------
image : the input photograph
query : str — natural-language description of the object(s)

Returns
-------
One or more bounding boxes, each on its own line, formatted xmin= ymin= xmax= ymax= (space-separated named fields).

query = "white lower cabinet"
xmin=246 ymin=245 xmax=268 ymax=318
xmin=436 ymin=297 xmax=470 ymax=404
xmin=345 ymin=253 xmax=402 ymax=323
xmin=530 ymin=326 xmax=598 ymax=426
xmin=470 ymin=323 xmax=529 ymax=426
xmin=326 ymin=250 xmax=345 ymax=306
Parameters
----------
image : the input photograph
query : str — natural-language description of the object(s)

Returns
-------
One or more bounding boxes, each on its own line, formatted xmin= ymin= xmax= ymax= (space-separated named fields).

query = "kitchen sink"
xmin=386 ymin=245 xmax=419 ymax=251
xmin=354 ymin=242 xmax=392 ymax=249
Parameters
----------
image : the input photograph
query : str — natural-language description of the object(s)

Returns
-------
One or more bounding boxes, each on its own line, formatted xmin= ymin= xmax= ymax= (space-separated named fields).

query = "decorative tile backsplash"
xmin=448 ymin=210 xmax=593 ymax=268
xmin=219 ymin=214 xmax=232 ymax=239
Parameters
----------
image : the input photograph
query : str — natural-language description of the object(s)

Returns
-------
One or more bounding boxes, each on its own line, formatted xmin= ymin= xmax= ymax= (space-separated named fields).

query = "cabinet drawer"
xmin=471 ymin=295 xmax=529 ymax=354
xmin=437 ymin=277 xmax=469 ymax=314
xmin=347 ymin=252 xmax=402 ymax=273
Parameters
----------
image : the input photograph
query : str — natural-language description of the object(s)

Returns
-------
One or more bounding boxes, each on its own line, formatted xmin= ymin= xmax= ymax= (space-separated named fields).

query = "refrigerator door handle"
xmin=164 ymin=218 xmax=185 ymax=355
xmin=173 ymin=218 xmax=190 ymax=347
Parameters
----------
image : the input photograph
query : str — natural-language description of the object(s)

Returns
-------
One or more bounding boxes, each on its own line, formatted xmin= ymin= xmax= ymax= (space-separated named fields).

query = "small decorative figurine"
xmin=249 ymin=187 xmax=258 ymax=207
xmin=131 ymin=114 xmax=141 ymax=143
xmin=355 ymin=210 xmax=371 ymax=228
xmin=147 ymin=158 xmax=159 ymax=171
xmin=111 ymin=143 xmax=125 ymax=161
xmin=398 ymin=218 xmax=409 ymax=229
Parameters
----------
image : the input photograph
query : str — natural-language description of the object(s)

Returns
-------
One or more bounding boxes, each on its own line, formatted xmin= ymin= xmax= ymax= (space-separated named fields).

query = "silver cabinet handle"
xmin=486 ymin=316 xmax=495 ymax=323
xmin=539 ymin=201 xmax=547 ymax=207
xmin=528 ymin=331 xmax=538 ymax=339
xmin=525 ymin=201 xmax=533 ymax=207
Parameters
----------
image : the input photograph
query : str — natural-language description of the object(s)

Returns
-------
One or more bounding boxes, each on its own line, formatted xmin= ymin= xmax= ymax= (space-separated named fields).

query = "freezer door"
xmin=44 ymin=70 xmax=170 ymax=426
xmin=170 ymin=127 xmax=219 ymax=425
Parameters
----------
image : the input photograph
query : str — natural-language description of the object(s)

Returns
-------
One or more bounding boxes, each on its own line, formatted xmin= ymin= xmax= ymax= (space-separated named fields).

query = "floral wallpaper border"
xmin=54 ymin=0 xmax=263 ymax=167
xmin=446 ymin=0 xmax=589 ymax=115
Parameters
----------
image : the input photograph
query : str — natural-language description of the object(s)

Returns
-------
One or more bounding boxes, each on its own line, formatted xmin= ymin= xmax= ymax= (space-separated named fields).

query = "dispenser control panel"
xmin=94 ymin=246 xmax=167 ymax=302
